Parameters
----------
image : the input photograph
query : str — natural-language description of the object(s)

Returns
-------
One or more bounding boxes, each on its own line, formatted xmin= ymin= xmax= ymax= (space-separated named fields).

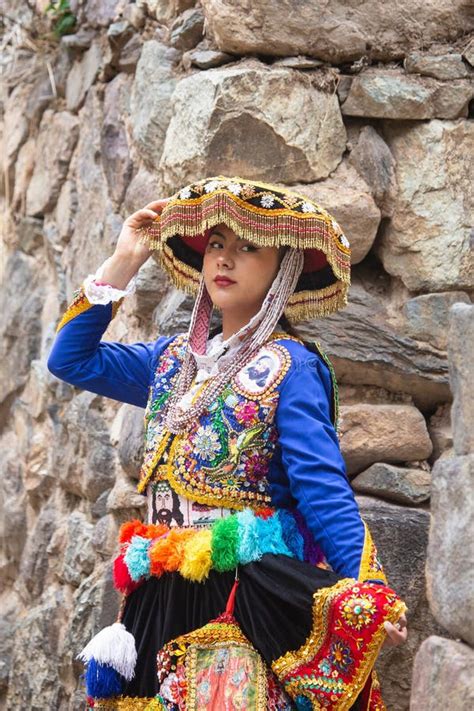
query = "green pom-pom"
xmin=211 ymin=516 xmax=239 ymax=572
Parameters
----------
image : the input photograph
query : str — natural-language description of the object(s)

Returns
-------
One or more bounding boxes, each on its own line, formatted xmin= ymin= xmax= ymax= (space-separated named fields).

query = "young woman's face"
xmin=202 ymin=224 xmax=282 ymax=315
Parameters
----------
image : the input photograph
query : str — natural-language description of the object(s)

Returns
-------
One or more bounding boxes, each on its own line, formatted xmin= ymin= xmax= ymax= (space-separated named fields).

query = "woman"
xmin=48 ymin=176 xmax=407 ymax=711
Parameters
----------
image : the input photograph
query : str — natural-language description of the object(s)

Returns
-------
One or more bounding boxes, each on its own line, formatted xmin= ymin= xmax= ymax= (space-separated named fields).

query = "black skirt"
xmin=120 ymin=554 xmax=364 ymax=709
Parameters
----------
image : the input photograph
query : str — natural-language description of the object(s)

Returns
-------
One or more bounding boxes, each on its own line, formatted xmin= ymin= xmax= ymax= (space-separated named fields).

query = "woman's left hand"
xmin=383 ymin=613 xmax=408 ymax=647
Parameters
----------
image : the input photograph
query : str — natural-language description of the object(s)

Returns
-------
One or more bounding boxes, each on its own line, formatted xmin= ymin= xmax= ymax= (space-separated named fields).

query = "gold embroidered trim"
xmin=358 ymin=521 xmax=387 ymax=585
xmin=91 ymin=697 xmax=165 ymax=710
xmin=56 ymin=286 xmax=124 ymax=333
xmin=137 ymin=430 xmax=173 ymax=494
xmin=272 ymin=578 xmax=407 ymax=711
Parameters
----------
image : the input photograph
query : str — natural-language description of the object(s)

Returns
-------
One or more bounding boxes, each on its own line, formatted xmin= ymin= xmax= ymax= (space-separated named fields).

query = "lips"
xmin=214 ymin=276 xmax=236 ymax=286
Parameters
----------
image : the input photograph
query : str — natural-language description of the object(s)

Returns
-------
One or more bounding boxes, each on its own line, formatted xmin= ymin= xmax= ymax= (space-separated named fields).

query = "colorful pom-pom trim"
xmin=113 ymin=508 xmax=308 ymax=591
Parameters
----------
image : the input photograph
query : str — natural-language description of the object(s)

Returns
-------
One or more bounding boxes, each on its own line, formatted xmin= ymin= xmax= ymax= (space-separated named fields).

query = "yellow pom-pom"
xmin=179 ymin=529 xmax=212 ymax=582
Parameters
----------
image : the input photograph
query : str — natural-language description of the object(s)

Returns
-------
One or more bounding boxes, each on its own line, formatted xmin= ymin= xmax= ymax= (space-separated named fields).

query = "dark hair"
xmin=278 ymin=313 xmax=305 ymax=341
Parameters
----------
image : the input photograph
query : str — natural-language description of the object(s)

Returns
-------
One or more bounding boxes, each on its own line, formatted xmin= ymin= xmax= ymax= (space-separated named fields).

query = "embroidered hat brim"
xmin=137 ymin=175 xmax=351 ymax=321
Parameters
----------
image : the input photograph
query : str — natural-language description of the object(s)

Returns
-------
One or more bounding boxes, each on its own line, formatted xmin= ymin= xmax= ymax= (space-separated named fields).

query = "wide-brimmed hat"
xmin=138 ymin=175 xmax=351 ymax=321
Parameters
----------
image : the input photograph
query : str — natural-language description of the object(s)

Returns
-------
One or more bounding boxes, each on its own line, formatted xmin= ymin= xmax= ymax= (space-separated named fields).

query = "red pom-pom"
xmin=113 ymin=553 xmax=140 ymax=594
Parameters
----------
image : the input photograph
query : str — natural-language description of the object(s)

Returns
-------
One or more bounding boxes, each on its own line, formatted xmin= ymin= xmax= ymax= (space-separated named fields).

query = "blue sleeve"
xmin=276 ymin=355 xmax=366 ymax=580
xmin=47 ymin=296 xmax=173 ymax=408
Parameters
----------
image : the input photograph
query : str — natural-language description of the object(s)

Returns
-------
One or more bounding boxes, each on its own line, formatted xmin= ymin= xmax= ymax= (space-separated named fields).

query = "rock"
xmin=84 ymin=0 xmax=124 ymax=27
xmin=116 ymin=404 xmax=146 ymax=477
xmin=122 ymin=3 xmax=146 ymax=29
xmin=273 ymin=56 xmax=323 ymax=69
xmin=292 ymin=162 xmax=381 ymax=264
xmin=55 ymin=179 xmax=78 ymax=244
xmin=352 ymin=462 xmax=430 ymax=505
xmin=141 ymin=0 xmax=196 ymax=23
xmin=341 ymin=69 xmax=473 ymax=119
xmin=132 ymin=258 xmax=170 ymax=317
xmin=153 ymin=288 xmax=198 ymax=334
xmin=62 ymin=88 xmax=111 ymax=277
xmin=11 ymin=215 xmax=43 ymax=255
xmin=53 ymin=392 xmax=117 ymax=502
xmin=93 ymin=513 xmax=120 ymax=559
xmin=118 ymin=33 xmax=143 ymax=72
xmin=0 ymin=610 xmax=15 ymax=693
xmin=101 ymin=73 xmax=133 ymax=204
xmin=18 ymin=503 xmax=56 ymax=599
xmin=131 ymin=40 xmax=181 ymax=170
xmin=448 ymin=304 xmax=474 ymax=456
xmin=11 ymin=138 xmax=36 ymax=214
xmin=340 ymin=403 xmax=432 ymax=475
xmin=3 ymin=83 xmax=30 ymax=167
xmin=183 ymin=47 xmax=234 ymax=70
xmin=296 ymin=276 xmax=450 ymax=411
xmin=0 ymin=433 xmax=27 ymax=585
xmin=357 ymin=496 xmax=440 ymax=711
xmin=124 ymin=166 xmax=162 ymax=214
xmin=427 ymin=405 xmax=453 ymax=463
xmin=107 ymin=20 xmax=134 ymax=45
xmin=60 ymin=511 xmax=96 ymax=587
xmin=4 ymin=590 xmax=66 ymax=710
xmin=25 ymin=110 xmax=79 ymax=216
xmin=23 ymin=429 xmax=56 ymax=505
xmin=426 ymin=454 xmax=474 ymax=645
xmin=201 ymin=0 xmax=471 ymax=64
xmin=404 ymin=52 xmax=470 ymax=80
xmin=410 ymin=636 xmax=474 ymax=710
xmin=169 ymin=7 xmax=204 ymax=50
xmin=61 ymin=28 xmax=96 ymax=52
xmin=66 ymin=40 xmax=103 ymax=112
xmin=349 ymin=125 xmax=397 ymax=217
xmin=160 ymin=62 xmax=346 ymax=189
xmin=463 ymin=38 xmax=474 ymax=67
xmin=377 ymin=120 xmax=474 ymax=293
xmin=107 ymin=476 xmax=147 ymax=512
xmin=0 ymin=252 xmax=44 ymax=406
xmin=402 ymin=292 xmax=471 ymax=352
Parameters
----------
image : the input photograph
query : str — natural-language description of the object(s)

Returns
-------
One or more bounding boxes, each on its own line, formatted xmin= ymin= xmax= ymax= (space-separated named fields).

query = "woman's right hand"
xmin=100 ymin=199 xmax=168 ymax=289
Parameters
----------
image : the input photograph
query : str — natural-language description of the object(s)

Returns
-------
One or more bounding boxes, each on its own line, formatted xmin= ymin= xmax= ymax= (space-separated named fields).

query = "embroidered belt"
xmin=146 ymin=477 xmax=232 ymax=528
xmin=113 ymin=507 xmax=327 ymax=594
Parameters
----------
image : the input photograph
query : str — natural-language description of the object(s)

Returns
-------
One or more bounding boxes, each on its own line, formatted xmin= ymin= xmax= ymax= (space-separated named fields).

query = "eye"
xmin=208 ymin=239 xmax=223 ymax=249
xmin=241 ymin=244 xmax=258 ymax=252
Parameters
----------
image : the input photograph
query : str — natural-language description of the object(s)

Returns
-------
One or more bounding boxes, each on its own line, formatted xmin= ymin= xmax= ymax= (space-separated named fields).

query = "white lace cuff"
xmin=83 ymin=260 xmax=137 ymax=305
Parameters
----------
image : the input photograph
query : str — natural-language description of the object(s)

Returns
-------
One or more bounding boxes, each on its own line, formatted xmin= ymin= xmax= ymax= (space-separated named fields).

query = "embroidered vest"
xmin=137 ymin=332 xmax=299 ymax=510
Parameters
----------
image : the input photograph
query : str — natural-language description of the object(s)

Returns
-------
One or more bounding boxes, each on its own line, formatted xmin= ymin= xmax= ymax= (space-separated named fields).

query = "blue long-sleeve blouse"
xmin=47 ymin=294 xmax=385 ymax=584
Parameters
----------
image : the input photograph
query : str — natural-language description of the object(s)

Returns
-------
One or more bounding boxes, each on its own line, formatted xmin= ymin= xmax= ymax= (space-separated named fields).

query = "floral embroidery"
xmin=179 ymin=187 xmax=192 ymax=199
xmin=204 ymin=180 xmax=220 ymax=193
xmin=234 ymin=401 xmax=260 ymax=425
xmin=341 ymin=592 xmax=377 ymax=630
xmin=301 ymin=201 xmax=316 ymax=213
xmin=243 ymin=453 xmax=268 ymax=485
xmin=192 ymin=425 xmax=222 ymax=459
xmin=226 ymin=182 xmax=242 ymax=196
xmin=339 ymin=234 xmax=350 ymax=249
xmin=260 ymin=193 xmax=275 ymax=208
xmin=328 ymin=638 xmax=353 ymax=674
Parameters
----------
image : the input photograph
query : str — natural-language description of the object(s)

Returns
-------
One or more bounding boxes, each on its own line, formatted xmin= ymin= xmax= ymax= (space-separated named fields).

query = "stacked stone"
xmin=0 ymin=0 xmax=472 ymax=708
xmin=409 ymin=304 xmax=474 ymax=709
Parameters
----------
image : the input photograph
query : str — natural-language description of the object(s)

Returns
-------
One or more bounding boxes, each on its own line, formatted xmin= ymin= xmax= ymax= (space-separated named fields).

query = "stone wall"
xmin=0 ymin=1 xmax=472 ymax=709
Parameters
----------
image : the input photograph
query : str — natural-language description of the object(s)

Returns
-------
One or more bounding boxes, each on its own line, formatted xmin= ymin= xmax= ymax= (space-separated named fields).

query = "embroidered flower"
xmin=204 ymin=180 xmax=219 ymax=193
xmin=339 ymin=233 xmax=350 ymax=248
xmin=240 ymin=185 xmax=256 ymax=199
xmin=329 ymin=639 xmax=353 ymax=673
xmin=317 ymin=658 xmax=332 ymax=677
xmin=234 ymin=400 xmax=260 ymax=425
xmin=260 ymin=193 xmax=275 ymax=208
xmin=244 ymin=453 xmax=268 ymax=483
xmin=301 ymin=201 xmax=316 ymax=213
xmin=226 ymin=182 xmax=242 ymax=196
xmin=179 ymin=187 xmax=192 ymax=199
xmin=192 ymin=425 xmax=222 ymax=459
xmin=341 ymin=593 xmax=376 ymax=629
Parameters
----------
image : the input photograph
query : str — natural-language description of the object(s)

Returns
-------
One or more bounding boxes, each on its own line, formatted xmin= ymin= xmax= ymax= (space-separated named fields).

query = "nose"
xmin=216 ymin=249 xmax=234 ymax=269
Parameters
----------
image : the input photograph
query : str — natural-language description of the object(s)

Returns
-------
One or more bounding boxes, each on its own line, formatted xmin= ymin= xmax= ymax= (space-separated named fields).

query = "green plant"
xmin=45 ymin=0 xmax=77 ymax=38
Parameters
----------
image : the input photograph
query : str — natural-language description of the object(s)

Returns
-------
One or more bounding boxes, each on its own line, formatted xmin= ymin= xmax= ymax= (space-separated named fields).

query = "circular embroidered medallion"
xmin=232 ymin=344 xmax=291 ymax=398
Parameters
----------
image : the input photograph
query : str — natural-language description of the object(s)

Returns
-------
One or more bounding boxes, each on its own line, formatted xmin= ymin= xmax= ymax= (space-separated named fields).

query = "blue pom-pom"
xmin=237 ymin=509 xmax=261 ymax=564
xmin=277 ymin=510 xmax=304 ymax=560
xmin=124 ymin=535 xmax=151 ymax=581
xmin=256 ymin=514 xmax=291 ymax=556
xmin=85 ymin=659 xmax=124 ymax=698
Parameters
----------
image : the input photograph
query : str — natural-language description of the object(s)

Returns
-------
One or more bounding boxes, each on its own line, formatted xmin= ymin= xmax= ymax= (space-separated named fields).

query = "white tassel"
xmin=77 ymin=622 xmax=137 ymax=682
